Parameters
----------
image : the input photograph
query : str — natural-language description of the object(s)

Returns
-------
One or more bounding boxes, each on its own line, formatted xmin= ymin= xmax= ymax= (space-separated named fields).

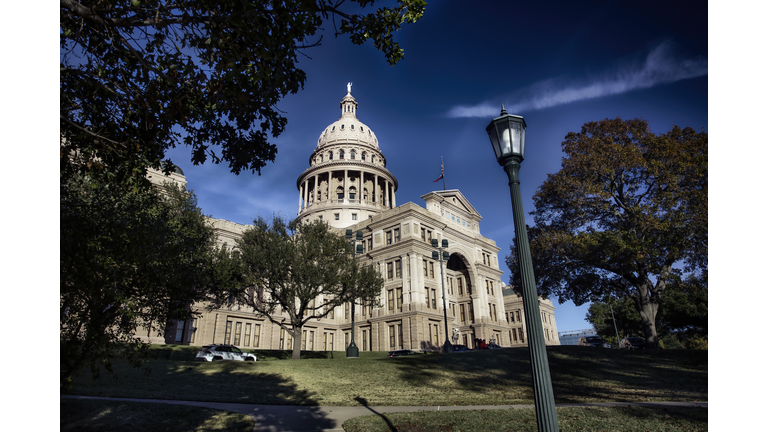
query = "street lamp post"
xmin=431 ymin=238 xmax=453 ymax=354
xmin=345 ymin=229 xmax=364 ymax=358
xmin=486 ymin=105 xmax=559 ymax=431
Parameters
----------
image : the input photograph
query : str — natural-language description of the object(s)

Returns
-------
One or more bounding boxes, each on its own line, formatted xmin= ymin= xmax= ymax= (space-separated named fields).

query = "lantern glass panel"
xmin=497 ymin=119 xmax=513 ymax=156
xmin=488 ymin=126 xmax=502 ymax=159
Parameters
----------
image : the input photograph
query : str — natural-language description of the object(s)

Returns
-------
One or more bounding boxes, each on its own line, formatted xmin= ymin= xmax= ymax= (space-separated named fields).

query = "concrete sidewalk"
xmin=61 ymin=395 xmax=707 ymax=432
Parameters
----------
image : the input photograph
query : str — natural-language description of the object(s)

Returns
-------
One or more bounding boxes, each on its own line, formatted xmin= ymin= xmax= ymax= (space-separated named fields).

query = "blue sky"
xmin=162 ymin=1 xmax=708 ymax=334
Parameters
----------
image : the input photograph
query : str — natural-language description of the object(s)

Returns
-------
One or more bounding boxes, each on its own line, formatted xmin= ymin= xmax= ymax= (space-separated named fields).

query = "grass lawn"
xmin=64 ymin=345 xmax=707 ymax=407
xmin=343 ymin=405 xmax=708 ymax=431
xmin=60 ymin=398 xmax=254 ymax=432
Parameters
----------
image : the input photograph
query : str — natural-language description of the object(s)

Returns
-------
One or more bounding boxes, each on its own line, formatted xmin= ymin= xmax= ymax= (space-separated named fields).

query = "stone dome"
xmin=316 ymin=91 xmax=379 ymax=150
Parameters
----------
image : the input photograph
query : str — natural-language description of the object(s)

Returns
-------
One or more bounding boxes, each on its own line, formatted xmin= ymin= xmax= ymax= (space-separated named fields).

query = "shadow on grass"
xmin=65 ymin=358 xmax=337 ymax=431
xmin=61 ymin=397 xmax=256 ymax=432
xmin=385 ymin=346 xmax=707 ymax=404
xmin=354 ymin=396 xmax=397 ymax=432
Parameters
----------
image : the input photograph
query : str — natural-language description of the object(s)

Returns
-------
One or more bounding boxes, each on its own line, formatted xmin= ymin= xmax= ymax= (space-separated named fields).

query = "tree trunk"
xmin=291 ymin=325 xmax=302 ymax=360
xmin=636 ymin=280 xmax=660 ymax=349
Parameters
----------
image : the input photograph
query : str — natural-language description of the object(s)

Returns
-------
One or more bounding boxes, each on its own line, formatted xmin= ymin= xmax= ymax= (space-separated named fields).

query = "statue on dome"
xmin=347 ymin=82 xmax=352 ymax=93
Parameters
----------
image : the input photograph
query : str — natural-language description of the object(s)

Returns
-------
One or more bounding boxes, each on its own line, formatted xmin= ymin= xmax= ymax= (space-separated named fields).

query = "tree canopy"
xmin=586 ymin=271 xmax=707 ymax=348
xmin=60 ymin=177 xmax=232 ymax=388
xmin=230 ymin=216 xmax=384 ymax=359
xmin=60 ymin=0 xmax=427 ymax=184
xmin=507 ymin=118 xmax=707 ymax=348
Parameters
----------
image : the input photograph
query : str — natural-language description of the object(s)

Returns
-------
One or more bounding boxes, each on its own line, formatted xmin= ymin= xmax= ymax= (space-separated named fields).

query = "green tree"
xmin=60 ymin=177 xmax=224 ymax=388
xmin=233 ymin=216 xmax=384 ymax=359
xmin=586 ymin=271 xmax=707 ymax=348
xmin=508 ymin=118 xmax=707 ymax=348
xmin=60 ymin=0 xmax=427 ymax=183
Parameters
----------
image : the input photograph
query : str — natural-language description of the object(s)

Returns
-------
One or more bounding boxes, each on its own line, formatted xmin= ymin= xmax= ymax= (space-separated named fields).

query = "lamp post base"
xmin=346 ymin=342 xmax=359 ymax=358
xmin=442 ymin=340 xmax=453 ymax=354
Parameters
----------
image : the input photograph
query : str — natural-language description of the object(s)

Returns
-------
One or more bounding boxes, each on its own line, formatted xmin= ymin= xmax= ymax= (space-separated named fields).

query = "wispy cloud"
xmin=446 ymin=41 xmax=708 ymax=118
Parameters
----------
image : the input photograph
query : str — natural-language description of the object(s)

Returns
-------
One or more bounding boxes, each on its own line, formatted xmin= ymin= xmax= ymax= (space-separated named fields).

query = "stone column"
xmin=392 ymin=186 xmax=396 ymax=207
xmin=313 ymin=174 xmax=318 ymax=204
xmin=374 ymin=174 xmax=379 ymax=208
xmin=298 ymin=184 xmax=303 ymax=213
xmin=344 ymin=169 xmax=348 ymax=204
xmin=302 ymin=179 xmax=308 ymax=210
xmin=385 ymin=179 xmax=390 ymax=208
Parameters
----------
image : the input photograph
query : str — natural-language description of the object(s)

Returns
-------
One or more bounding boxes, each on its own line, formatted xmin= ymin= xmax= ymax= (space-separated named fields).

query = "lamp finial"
xmin=500 ymin=103 xmax=507 ymax=115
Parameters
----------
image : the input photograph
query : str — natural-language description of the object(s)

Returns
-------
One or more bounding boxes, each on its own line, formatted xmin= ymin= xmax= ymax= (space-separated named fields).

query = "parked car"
xmin=620 ymin=337 xmax=647 ymax=350
xmin=451 ymin=344 xmax=471 ymax=352
xmin=578 ymin=336 xmax=612 ymax=349
xmin=195 ymin=344 xmax=257 ymax=362
xmin=387 ymin=349 xmax=418 ymax=357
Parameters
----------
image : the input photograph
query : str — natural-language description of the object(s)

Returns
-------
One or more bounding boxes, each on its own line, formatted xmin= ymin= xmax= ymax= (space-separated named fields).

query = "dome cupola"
xmin=296 ymin=84 xmax=398 ymax=229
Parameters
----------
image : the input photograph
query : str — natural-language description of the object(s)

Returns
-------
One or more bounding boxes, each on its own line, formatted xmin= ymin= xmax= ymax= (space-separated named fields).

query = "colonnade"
xmin=297 ymin=167 xmax=396 ymax=213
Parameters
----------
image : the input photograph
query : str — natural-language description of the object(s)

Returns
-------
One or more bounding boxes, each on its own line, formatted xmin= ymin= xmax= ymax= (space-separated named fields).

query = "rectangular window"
xmin=432 ymin=289 xmax=437 ymax=309
xmin=457 ymin=278 xmax=463 ymax=296
xmin=492 ymin=304 xmax=497 ymax=321
xmin=302 ymin=330 xmax=307 ymax=350
xmin=389 ymin=325 xmax=396 ymax=349
xmin=309 ymin=330 xmax=314 ymax=350
xmin=387 ymin=262 xmax=393 ymax=279
xmin=516 ymin=310 xmax=521 ymax=322
xmin=394 ymin=228 xmax=400 ymax=243
xmin=469 ymin=305 xmax=475 ymax=323
xmin=234 ymin=322 xmax=242 ymax=345
xmin=329 ymin=333 xmax=334 ymax=351
xmin=423 ymin=260 xmax=428 ymax=277
xmin=335 ymin=213 xmax=340 ymax=220
xmin=429 ymin=262 xmax=434 ymax=279
xmin=460 ymin=304 xmax=466 ymax=322
xmin=421 ymin=228 xmax=426 ymax=241
xmin=513 ymin=329 xmax=518 ymax=342
xmin=368 ymin=238 xmax=373 ymax=251
xmin=352 ymin=213 xmax=357 ymax=221
xmin=490 ymin=281 xmax=494 ymax=296
xmin=362 ymin=329 xmax=368 ymax=351
xmin=254 ymin=324 xmax=260 ymax=347
xmin=395 ymin=260 xmax=401 ymax=278
xmin=425 ymin=287 xmax=430 ymax=308
xmin=324 ymin=332 xmax=328 ymax=350
xmin=486 ymin=280 xmax=490 ymax=294
xmin=432 ymin=323 xmax=439 ymax=345
xmin=175 ymin=320 xmax=185 ymax=342
xmin=462 ymin=334 xmax=468 ymax=346
xmin=387 ymin=230 xmax=392 ymax=245
xmin=224 ymin=321 xmax=233 ymax=344
xmin=518 ymin=328 xmax=525 ymax=343
xmin=398 ymin=324 xmax=403 ymax=349
xmin=388 ymin=289 xmax=394 ymax=310
xmin=396 ymin=287 xmax=402 ymax=309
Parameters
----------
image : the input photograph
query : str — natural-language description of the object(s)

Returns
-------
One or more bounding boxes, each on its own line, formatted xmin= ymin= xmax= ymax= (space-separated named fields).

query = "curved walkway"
xmin=61 ymin=395 xmax=707 ymax=432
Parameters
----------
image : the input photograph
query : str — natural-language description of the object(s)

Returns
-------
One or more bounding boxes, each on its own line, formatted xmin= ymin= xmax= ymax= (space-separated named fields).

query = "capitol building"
xmin=150 ymin=87 xmax=560 ymax=352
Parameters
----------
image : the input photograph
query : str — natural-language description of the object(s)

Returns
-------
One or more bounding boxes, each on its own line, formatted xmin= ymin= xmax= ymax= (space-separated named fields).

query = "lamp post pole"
xmin=432 ymin=239 xmax=453 ymax=354
xmin=487 ymin=106 xmax=559 ymax=431
xmin=345 ymin=229 xmax=363 ymax=358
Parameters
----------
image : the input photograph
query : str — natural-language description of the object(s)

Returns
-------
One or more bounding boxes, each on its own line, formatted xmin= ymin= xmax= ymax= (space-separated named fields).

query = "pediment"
xmin=420 ymin=189 xmax=481 ymax=220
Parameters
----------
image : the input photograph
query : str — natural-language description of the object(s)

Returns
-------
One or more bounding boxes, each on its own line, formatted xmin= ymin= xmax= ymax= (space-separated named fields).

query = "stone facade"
xmin=160 ymin=88 xmax=559 ymax=350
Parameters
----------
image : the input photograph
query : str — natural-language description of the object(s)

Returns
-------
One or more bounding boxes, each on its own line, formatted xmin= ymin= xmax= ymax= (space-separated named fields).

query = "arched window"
xmin=350 ymin=150 xmax=356 ymax=160
xmin=341 ymin=124 xmax=345 ymax=130
xmin=336 ymin=186 xmax=344 ymax=200
xmin=329 ymin=151 xmax=333 ymax=160
xmin=319 ymin=154 xmax=323 ymax=162
xmin=363 ymin=188 xmax=369 ymax=201
xmin=339 ymin=150 xmax=345 ymax=159
xmin=349 ymin=186 xmax=357 ymax=200
xmin=362 ymin=152 xmax=367 ymax=162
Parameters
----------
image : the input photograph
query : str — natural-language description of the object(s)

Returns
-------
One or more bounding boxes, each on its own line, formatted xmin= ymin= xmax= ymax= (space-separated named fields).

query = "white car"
xmin=194 ymin=344 xmax=257 ymax=362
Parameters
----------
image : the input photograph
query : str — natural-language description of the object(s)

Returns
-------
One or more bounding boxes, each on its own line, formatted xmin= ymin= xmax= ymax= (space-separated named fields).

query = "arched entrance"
xmin=446 ymin=253 xmax=476 ymax=348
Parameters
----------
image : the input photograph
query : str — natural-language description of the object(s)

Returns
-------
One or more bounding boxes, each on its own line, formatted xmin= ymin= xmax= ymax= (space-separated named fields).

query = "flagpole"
xmin=441 ymin=156 xmax=446 ymax=191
